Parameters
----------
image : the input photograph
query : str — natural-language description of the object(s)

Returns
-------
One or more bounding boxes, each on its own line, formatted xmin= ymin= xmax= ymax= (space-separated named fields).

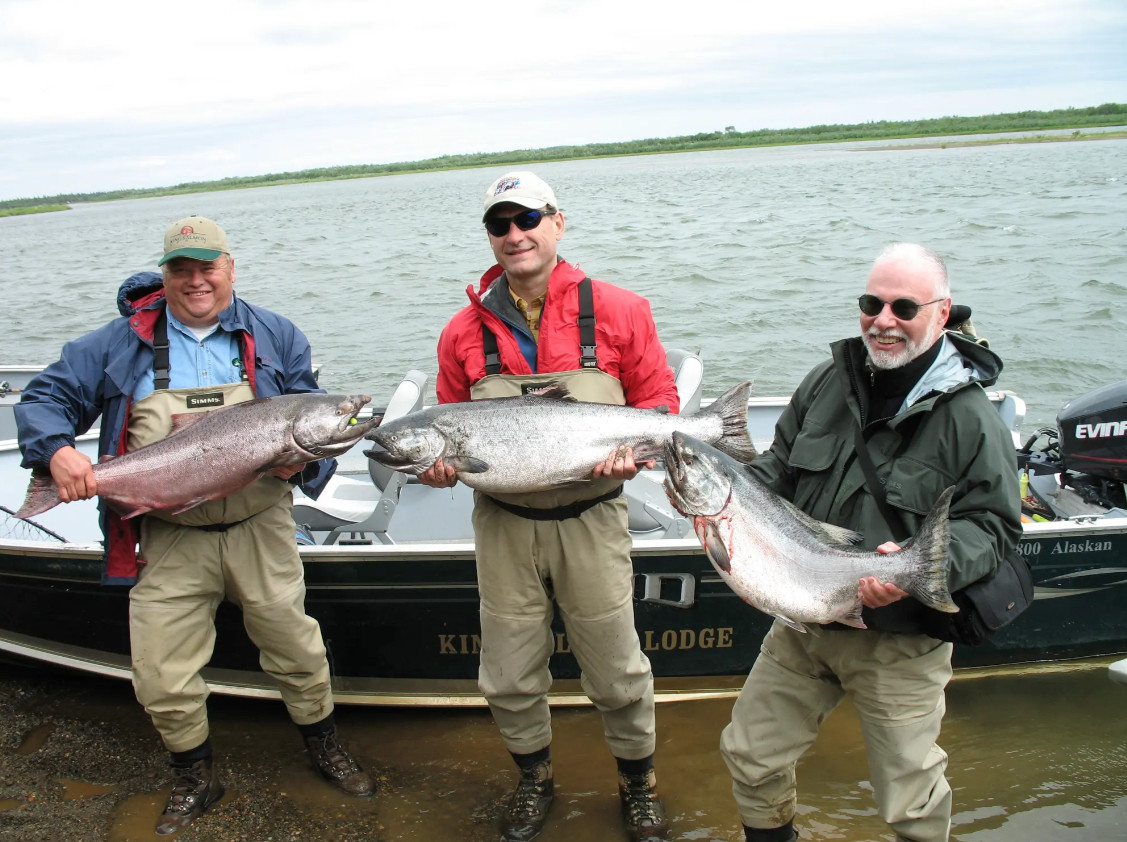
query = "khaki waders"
xmin=127 ymin=382 xmax=333 ymax=752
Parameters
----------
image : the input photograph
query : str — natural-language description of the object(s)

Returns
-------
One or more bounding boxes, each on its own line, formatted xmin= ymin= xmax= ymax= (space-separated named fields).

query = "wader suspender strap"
xmin=151 ymin=309 xmax=249 ymax=389
xmin=577 ymin=277 xmax=597 ymax=368
xmin=481 ymin=277 xmax=597 ymax=376
xmin=482 ymin=323 xmax=502 ymax=376
xmin=152 ymin=310 xmax=171 ymax=392
xmin=853 ymin=424 xmax=907 ymax=537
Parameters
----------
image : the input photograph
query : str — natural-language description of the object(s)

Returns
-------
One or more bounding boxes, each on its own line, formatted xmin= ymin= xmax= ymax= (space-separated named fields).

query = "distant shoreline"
xmin=3 ymin=104 xmax=1124 ymax=214
xmin=860 ymin=129 xmax=1127 ymax=152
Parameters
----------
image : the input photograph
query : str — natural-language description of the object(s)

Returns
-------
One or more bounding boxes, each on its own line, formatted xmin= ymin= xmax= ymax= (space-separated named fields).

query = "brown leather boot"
xmin=155 ymin=756 xmax=225 ymax=836
xmin=499 ymin=759 xmax=554 ymax=842
xmin=304 ymin=728 xmax=374 ymax=796
xmin=619 ymin=768 xmax=671 ymax=842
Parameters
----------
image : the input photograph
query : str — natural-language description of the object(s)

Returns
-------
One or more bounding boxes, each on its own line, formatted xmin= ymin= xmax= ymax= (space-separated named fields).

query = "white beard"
xmin=866 ymin=327 xmax=927 ymax=370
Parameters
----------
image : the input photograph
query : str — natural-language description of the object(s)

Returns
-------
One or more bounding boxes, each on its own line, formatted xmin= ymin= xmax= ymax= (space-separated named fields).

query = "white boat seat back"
xmin=369 ymin=370 xmax=429 ymax=493
xmin=667 ymin=348 xmax=704 ymax=415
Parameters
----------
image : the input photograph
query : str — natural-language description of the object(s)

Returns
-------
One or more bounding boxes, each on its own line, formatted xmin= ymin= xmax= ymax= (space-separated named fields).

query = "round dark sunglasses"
xmin=484 ymin=208 xmax=556 ymax=237
xmin=858 ymin=294 xmax=945 ymax=320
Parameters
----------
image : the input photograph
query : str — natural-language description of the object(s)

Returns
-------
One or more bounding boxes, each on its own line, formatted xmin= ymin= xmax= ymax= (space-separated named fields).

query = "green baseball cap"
xmin=159 ymin=216 xmax=230 ymax=266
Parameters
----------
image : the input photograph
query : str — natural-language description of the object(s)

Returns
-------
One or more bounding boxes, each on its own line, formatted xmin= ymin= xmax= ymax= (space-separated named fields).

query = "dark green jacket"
xmin=748 ymin=332 xmax=1023 ymax=633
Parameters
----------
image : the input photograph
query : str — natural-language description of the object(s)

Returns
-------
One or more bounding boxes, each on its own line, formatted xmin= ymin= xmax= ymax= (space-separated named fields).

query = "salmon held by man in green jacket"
xmin=663 ymin=431 xmax=958 ymax=630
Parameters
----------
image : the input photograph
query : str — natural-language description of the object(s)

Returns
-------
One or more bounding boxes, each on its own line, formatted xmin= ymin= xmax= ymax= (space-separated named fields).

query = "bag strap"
xmin=853 ymin=424 xmax=907 ymax=538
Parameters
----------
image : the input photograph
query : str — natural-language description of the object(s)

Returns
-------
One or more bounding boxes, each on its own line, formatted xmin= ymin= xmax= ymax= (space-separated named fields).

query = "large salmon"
xmin=18 ymin=394 xmax=381 ymax=519
xmin=662 ymin=431 xmax=957 ymax=630
xmin=364 ymin=382 xmax=756 ymax=494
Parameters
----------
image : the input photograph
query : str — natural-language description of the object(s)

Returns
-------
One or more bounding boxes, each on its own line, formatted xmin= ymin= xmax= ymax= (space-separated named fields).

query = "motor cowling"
xmin=1058 ymin=380 xmax=1127 ymax=482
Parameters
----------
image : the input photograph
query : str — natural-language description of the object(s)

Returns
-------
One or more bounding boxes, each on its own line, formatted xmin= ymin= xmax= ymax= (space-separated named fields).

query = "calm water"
xmin=2 ymin=138 xmax=1126 ymax=840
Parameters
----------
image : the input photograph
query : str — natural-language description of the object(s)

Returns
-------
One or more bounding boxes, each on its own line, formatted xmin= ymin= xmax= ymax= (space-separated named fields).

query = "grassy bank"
xmin=2 ymin=103 xmax=1124 ymax=210
xmin=0 ymin=204 xmax=70 ymax=217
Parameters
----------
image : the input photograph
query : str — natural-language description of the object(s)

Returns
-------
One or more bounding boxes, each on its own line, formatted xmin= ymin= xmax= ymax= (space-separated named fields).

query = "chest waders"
xmin=128 ymin=311 xmax=333 ymax=753
xmin=471 ymin=277 xmax=658 ymax=764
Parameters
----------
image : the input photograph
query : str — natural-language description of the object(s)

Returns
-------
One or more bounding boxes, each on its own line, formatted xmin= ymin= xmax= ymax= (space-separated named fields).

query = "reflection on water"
xmin=1 ymin=659 xmax=1124 ymax=841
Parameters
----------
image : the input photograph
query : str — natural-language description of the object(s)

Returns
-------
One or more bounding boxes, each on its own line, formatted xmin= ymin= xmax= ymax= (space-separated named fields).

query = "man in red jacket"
xmin=420 ymin=171 xmax=677 ymax=842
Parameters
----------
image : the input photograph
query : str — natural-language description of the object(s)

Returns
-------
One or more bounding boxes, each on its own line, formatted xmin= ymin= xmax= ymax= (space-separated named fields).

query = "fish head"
xmin=363 ymin=418 xmax=448 ymax=474
xmin=663 ymin=431 xmax=733 ymax=517
xmin=291 ymin=394 xmax=382 ymax=457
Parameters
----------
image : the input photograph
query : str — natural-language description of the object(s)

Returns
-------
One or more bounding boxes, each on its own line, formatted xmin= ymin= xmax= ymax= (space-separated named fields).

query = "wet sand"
xmin=2 ymin=657 xmax=1125 ymax=842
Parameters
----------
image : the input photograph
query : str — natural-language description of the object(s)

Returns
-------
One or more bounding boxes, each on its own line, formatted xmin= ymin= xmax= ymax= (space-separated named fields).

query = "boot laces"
xmin=165 ymin=760 xmax=209 ymax=815
xmin=311 ymin=731 xmax=360 ymax=779
xmin=621 ymin=772 xmax=663 ymax=827
xmin=509 ymin=766 xmax=551 ymax=818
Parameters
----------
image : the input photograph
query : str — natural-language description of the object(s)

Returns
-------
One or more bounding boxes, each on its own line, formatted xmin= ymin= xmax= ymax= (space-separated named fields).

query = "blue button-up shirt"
xmin=132 ymin=309 xmax=243 ymax=401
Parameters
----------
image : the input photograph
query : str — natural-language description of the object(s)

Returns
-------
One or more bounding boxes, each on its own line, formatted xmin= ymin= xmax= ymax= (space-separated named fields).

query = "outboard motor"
xmin=1016 ymin=380 xmax=1127 ymax=515
xmin=1053 ymin=381 xmax=1127 ymax=510
xmin=1057 ymin=381 xmax=1127 ymax=482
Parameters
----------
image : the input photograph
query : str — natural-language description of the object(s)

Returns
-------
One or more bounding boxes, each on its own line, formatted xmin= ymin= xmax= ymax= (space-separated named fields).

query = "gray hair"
xmin=873 ymin=242 xmax=950 ymax=298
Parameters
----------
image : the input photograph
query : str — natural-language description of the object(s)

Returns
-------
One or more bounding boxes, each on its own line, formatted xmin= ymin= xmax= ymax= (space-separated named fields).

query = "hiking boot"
xmin=619 ymin=769 xmax=671 ymax=842
xmin=155 ymin=756 xmax=225 ymax=835
xmin=499 ymin=759 xmax=554 ymax=842
xmin=305 ymin=728 xmax=374 ymax=796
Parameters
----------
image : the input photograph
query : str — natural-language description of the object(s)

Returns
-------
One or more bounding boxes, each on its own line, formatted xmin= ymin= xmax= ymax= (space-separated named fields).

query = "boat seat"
xmin=291 ymin=370 xmax=429 ymax=544
xmin=624 ymin=350 xmax=702 ymax=537
xmin=667 ymin=348 xmax=703 ymax=415
xmin=367 ymin=369 xmax=428 ymax=493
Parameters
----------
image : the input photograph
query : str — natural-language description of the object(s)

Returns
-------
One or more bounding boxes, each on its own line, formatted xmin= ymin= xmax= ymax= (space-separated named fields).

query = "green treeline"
xmin=3 ymin=103 xmax=1124 ymax=210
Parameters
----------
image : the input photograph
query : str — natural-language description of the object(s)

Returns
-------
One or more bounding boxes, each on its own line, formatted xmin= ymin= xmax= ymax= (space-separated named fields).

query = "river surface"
xmin=1 ymin=136 xmax=1126 ymax=841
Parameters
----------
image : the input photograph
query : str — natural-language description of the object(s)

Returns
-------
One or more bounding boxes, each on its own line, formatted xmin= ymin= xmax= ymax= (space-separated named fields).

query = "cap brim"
xmin=482 ymin=196 xmax=549 ymax=221
xmin=158 ymin=247 xmax=225 ymax=266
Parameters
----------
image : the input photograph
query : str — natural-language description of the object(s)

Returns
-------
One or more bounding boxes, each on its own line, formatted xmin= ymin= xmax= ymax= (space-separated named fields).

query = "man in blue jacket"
xmin=15 ymin=216 xmax=373 ymax=835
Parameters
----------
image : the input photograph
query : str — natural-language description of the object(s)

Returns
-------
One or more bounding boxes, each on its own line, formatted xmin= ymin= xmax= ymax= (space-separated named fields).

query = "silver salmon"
xmin=18 ymin=394 xmax=381 ymax=519
xmin=364 ymin=382 xmax=756 ymax=494
xmin=662 ymin=431 xmax=957 ymax=630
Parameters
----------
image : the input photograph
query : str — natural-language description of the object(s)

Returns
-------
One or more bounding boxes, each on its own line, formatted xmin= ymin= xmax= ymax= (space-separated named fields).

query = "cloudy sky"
xmin=2 ymin=0 xmax=1124 ymax=201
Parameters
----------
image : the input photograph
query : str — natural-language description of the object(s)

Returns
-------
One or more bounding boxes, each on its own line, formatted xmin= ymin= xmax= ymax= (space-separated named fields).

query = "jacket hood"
xmin=116 ymin=271 xmax=164 ymax=316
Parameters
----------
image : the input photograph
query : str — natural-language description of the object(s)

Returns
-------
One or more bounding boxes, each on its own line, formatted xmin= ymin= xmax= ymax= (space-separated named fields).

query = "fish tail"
xmin=15 ymin=474 xmax=62 ymax=519
xmin=904 ymin=485 xmax=958 ymax=613
xmin=704 ymin=381 xmax=757 ymax=463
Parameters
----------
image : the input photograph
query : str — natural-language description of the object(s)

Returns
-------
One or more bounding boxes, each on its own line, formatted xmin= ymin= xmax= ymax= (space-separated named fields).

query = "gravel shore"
xmin=0 ymin=660 xmax=516 ymax=842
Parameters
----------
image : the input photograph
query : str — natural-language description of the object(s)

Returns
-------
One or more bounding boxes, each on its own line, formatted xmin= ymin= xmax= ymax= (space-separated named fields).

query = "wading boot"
xmin=155 ymin=756 xmax=224 ymax=836
xmin=499 ymin=759 xmax=554 ymax=842
xmin=305 ymin=728 xmax=375 ymax=796
xmin=619 ymin=768 xmax=671 ymax=842
xmin=743 ymin=822 xmax=797 ymax=842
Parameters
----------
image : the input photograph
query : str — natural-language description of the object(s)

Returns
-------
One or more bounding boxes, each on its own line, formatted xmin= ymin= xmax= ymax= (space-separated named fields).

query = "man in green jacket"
xmin=720 ymin=243 xmax=1022 ymax=842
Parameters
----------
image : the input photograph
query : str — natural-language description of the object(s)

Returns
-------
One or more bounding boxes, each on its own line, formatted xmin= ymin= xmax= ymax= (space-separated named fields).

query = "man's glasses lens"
xmin=484 ymin=209 xmax=555 ymax=237
xmin=858 ymin=294 xmax=943 ymax=320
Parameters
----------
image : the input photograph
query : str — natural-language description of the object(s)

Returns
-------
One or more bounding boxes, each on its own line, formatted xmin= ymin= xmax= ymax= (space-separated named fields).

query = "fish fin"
xmin=15 ymin=474 xmax=63 ymax=518
xmin=526 ymin=382 xmax=578 ymax=402
xmin=98 ymin=454 xmax=116 ymax=464
xmin=649 ymin=405 xmax=671 ymax=415
xmin=447 ymin=456 xmax=488 ymax=474
xmin=779 ymin=496 xmax=864 ymax=547
xmin=704 ymin=381 xmax=757 ymax=463
xmin=813 ymin=520 xmax=865 ymax=547
xmin=166 ymin=498 xmax=210 ymax=516
xmin=903 ymin=485 xmax=959 ymax=613
xmin=835 ymin=597 xmax=868 ymax=629
xmin=695 ymin=518 xmax=731 ymax=574
xmin=168 ymin=412 xmax=211 ymax=436
xmin=118 ymin=505 xmax=156 ymax=519
xmin=774 ymin=613 xmax=810 ymax=633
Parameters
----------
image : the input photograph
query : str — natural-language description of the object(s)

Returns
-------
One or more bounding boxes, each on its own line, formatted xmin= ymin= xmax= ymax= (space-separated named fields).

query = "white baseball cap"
xmin=482 ymin=171 xmax=558 ymax=221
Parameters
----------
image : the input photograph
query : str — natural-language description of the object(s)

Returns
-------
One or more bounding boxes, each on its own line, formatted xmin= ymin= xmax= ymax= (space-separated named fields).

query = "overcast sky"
xmin=1 ymin=0 xmax=1124 ymax=201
